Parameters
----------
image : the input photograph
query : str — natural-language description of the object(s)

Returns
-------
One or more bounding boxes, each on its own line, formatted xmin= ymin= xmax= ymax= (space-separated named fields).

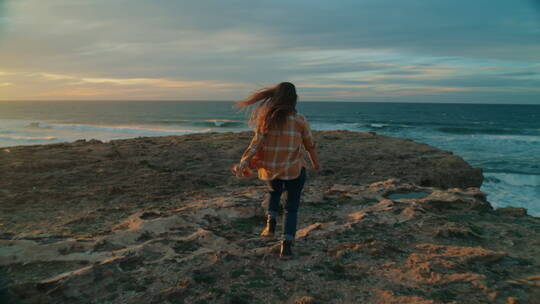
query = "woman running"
xmin=233 ymin=82 xmax=320 ymax=259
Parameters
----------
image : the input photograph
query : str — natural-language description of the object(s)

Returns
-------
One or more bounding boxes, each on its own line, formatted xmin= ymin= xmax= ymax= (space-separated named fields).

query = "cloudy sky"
xmin=0 ymin=0 xmax=539 ymax=103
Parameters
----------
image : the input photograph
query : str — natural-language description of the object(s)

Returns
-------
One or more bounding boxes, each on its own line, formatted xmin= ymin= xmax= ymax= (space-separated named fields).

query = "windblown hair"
xmin=235 ymin=82 xmax=298 ymax=134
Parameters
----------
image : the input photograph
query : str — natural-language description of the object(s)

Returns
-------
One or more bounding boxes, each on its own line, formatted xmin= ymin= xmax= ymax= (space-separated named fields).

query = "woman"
xmin=232 ymin=82 xmax=320 ymax=259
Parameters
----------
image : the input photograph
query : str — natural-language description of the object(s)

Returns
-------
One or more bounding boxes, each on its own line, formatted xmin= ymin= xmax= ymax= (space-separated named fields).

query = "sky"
xmin=0 ymin=0 xmax=539 ymax=103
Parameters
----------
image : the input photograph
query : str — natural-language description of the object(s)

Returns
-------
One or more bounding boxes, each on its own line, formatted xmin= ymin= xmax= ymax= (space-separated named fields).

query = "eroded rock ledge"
xmin=0 ymin=131 xmax=538 ymax=304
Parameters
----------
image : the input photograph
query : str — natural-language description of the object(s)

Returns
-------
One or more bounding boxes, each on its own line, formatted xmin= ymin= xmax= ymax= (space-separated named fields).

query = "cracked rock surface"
xmin=1 ymin=131 xmax=538 ymax=304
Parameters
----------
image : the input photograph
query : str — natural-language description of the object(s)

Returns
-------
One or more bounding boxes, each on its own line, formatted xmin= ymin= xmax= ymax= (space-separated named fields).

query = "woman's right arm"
xmin=307 ymin=146 xmax=320 ymax=171
xmin=238 ymin=131 xmax=265 ymax=169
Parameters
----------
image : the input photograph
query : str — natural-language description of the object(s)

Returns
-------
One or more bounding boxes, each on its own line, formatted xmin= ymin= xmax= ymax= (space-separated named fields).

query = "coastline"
xmin=2 ymin=101 xmax=539 ymax=216
xmin=0 ymin=130 xmax=484 ymax=235
xmin=1 ymin=130 xmax=539 ymax=303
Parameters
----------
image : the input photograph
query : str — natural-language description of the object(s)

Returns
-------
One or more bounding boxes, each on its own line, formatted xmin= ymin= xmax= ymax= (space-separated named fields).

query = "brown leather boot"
xmin=260 ymin=216 xmax=276 ymax=237
xmin=279 ymin=240 xmax=293 ymax=259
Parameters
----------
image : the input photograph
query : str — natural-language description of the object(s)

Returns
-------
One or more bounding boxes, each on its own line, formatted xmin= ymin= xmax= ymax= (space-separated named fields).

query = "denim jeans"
xmin=265 ymin=167 xmax=306 ymax=241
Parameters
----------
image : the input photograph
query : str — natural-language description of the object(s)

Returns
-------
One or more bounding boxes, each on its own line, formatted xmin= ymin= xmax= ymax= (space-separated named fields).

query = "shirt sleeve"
xmin=299 ymin=115 xmax=316 ymax=150
xmin=239 ymin=130 xmax=265 ymax=168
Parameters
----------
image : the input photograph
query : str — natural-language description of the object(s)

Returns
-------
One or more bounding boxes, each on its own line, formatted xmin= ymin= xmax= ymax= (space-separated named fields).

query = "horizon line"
xmin=1 ymin=100 xmax=539 ymax=106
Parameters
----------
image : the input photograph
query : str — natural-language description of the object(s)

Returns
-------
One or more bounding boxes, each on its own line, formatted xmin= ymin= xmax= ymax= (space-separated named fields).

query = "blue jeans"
xmin=265 ymin=167 xmax=306 ymax=241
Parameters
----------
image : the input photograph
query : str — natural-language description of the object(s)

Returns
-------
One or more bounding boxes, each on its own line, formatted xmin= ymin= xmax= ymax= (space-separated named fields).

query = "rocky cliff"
xmin=0 ymin=131 xmax=538 ymax=304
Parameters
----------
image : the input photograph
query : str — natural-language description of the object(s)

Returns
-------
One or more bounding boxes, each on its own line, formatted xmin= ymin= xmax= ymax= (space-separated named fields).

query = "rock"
xmin=417 ymin=190 xmax=492 ymax=212
xmin=506 ymin=297 xmax=519 ymax=304
xmin=0 ymin=130 xmax=484 ymax=236
xmin=435 ymin=223 xmax=481 ymax=239
xmin=376 ymin=290 xmax=435 ymax=304
xmin=294 ymin=296 xmax=319 ymax=304
xmin=327 ymin=184 xmax=355 ymax=193
xmin=282 ymin=272 xmax=296 ymax=281
xmin=0 ymin=131 xmax=538 ymax=304
xmin=88 ymin=139 xmax=102 ymax=144
xmin=495 ymin=207 xmax=528 ymax=217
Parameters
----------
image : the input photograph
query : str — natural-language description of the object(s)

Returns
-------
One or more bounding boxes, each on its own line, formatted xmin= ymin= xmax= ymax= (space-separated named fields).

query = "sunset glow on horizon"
xmin=0 ymin=0 xmax=539 ymax=103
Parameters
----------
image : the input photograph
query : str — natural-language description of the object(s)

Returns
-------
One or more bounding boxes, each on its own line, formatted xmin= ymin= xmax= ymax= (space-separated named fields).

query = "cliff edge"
xmin=0 ymin=131 xmax=538 ymax=304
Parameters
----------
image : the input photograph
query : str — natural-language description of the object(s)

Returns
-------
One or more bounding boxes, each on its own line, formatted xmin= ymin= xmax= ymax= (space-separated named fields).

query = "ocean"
xmin=1 ymin=101 xmax=539 ymax=216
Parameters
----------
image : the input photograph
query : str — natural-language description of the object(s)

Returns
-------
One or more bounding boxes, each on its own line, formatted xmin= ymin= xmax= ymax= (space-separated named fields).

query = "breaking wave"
xmin=0 ymin=135 xmax=57 ymax=142
xmin=437 ymin=127 xmax=528 ymax=135
xmin=26 ymin=122 xmax=207 ymax=135
xmin=484 ymin=172 xmax=540 ymax=187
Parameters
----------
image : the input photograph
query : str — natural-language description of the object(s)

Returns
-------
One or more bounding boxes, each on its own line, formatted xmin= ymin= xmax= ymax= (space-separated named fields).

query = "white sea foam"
xmin=0 ymin=135 xmax=57 ymax=141
xmin=480 ymin=134 xmax=540 ymax=143
xmin=369 ymin=123 xmax=388 ymax=128
xmin=0 ymin=119 xmax=218 ymax=147
xmin=482 ymin=172 xmax=540 ymax=216
xmin=197 ymin=119 xmax=244 ymax=128
xmin=484 ymin=172 xmax=540 ymax=187
xmin=28 ymin=122 xmax=207 ymax=135
xmin=205 ymin=119 xmax=235 ymax=127
xmin=310 ymin=122 xmax=366 ymax=131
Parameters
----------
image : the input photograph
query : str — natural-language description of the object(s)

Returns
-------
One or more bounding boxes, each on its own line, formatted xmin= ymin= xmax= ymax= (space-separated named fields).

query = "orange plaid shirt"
xmin=239 ymin=114 xmax=315 ymax=181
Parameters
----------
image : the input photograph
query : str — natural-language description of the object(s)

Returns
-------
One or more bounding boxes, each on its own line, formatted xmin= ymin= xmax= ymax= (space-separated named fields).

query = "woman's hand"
xmin=306 ymin=147 xmax=320 ymax=172
xmin=232 ymin=162 xmax=254 ymax=178
xmin=231 ymin=164 xmax=240 ymax=176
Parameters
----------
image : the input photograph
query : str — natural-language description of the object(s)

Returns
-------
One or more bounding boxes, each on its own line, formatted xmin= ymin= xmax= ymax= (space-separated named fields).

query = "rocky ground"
xmin=0 ymin=130 xmax=539 ymax=303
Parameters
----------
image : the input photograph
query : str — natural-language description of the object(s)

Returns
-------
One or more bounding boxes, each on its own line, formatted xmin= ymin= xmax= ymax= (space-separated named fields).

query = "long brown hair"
xmin=235 ymin=82 xmax=298 ymax=134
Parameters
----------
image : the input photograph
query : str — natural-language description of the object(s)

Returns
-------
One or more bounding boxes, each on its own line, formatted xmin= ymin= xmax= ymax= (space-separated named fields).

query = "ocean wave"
xmin=366 ymin=123 xmax=406 ymax=131
xmin=363 ymin=119 xmax=467 ymax=130
xmin=193 ymin=120 xmax=245 ymax=128
xmin=310 ymin=122 xmax=366 ymax=131
xmin=483 ymin=134 xmax=540 ymax=143
xmin=0 ymin=135 xmax=57 ymax=141
xmin=138 ymin=119 xmax=245 ymax=128
xmin=437 ymin=127 xmax=525 ymax=135
xmin=150 ymin=119 xmax=191 ymax=125
xmin=368 ymin=120 xmax=523 ymax=130
xmin=482 ymin=172 xmax=540 ymax=216
xmin=313 ymin=120 xmax=394 ymax=130
xmin=369 ymin=123 xmax=388 ymax=128
xmin=368 ymin=120 xmax=453 ymax=127
xmin=484 ymin=172 xmax=540 ymax=187
xmin=26 ymin=122 xmax=208 ymax=135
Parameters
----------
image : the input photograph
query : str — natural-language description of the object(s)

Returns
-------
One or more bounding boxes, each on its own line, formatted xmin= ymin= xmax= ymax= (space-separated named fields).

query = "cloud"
xmin=29 ymin=72 xmax=246 ymax=88
xmin=0 ymin=69 xmax=251 ymax=100
xmin=0 ymin=0 xmax=539 ymax=102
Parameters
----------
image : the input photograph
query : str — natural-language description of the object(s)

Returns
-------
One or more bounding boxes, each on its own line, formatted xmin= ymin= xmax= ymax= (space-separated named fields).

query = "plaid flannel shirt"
xmin=239 ymin=113 xmax=315 ymax=180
